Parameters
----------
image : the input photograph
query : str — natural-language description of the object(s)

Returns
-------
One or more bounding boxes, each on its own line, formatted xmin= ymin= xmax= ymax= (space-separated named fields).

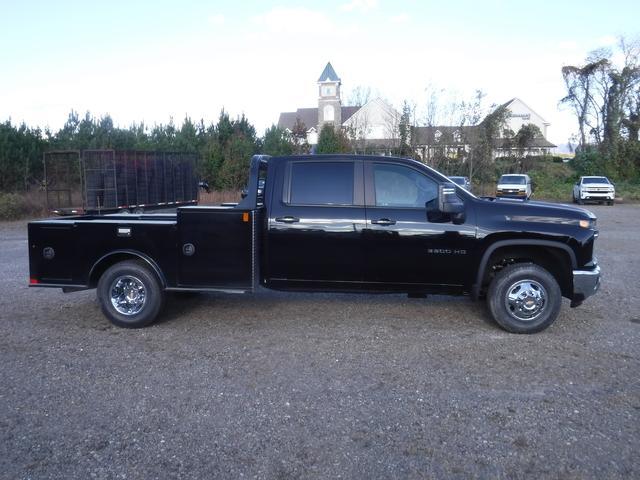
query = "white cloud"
xmin=597 ymin=35 xmax=617 ymax=47
xmin=208 ymin=14 xmax=225 ymax=26
xmin=253 ymin=7 xmax=334 ymax=35
xmin=340 ymin=0 xmax=378 ymax=12
xmin=390 ymin=13 xmax=410 ymax=24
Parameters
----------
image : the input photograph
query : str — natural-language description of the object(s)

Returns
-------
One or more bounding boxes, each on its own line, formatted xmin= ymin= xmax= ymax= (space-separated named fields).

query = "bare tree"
xmin=345 ymin=86 xmax=373 ymax=107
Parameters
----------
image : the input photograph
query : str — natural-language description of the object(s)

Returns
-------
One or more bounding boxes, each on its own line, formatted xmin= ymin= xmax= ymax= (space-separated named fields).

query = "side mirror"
xmin=438 ymin=182 xmax=465 ymax=217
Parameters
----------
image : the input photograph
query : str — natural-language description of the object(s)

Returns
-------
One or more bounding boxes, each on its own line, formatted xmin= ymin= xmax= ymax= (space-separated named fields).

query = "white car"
xmin=573 ymin=176 xmax=615 ymax=206
xmin=496 ymin=174 xmax=532 ymax=200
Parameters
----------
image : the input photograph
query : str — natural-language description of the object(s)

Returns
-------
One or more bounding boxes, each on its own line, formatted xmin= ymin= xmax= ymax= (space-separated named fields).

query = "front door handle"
xmin=275 ymin=216 xmax=300 ymax=223
xmin=371 ymin=218 xmax=396 ymax=226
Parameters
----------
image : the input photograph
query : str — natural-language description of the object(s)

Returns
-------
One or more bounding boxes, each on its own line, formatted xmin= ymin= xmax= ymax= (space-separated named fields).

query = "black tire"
xmin=487 ymin=263 xmax=562 ymax=334
xmin=577 ymin=198 xmax=584 ymax=205
xmin=97 ymin=260 xmax=164 ymax=328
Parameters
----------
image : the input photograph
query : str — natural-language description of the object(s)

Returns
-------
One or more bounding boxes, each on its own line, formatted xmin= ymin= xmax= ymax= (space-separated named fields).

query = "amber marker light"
xmin=242 ymin=212 xmax=250 ymax=223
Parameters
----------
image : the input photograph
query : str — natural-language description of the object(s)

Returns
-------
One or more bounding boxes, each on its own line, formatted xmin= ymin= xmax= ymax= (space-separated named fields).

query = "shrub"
xmin=0 ymin=193 xmax=27 ymax=220
xmin=0 ymin=191 xmax=46 ymax=220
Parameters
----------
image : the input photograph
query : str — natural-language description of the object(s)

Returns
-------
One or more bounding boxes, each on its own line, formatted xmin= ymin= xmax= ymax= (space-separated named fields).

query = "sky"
xmin=1 ymin=0 xmax=638 ymax=149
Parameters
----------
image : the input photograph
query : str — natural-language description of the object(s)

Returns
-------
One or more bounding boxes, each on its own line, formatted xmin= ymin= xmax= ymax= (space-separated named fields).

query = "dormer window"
xmin=434 ymin=130 xmax=442 ymax=143
xmin=453 ymin=130 xmax=461 ymax=143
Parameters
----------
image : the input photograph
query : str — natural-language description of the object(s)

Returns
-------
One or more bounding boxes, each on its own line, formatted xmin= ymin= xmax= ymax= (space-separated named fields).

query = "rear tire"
xmin=487 ymin=263 xmax=562 ymax=334
xmin=97 ymin=260 xmax=164 ymax=328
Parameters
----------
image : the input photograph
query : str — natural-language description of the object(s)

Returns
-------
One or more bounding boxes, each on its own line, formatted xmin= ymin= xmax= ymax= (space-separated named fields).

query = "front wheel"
xmin=487 ymin=263 xmax=562 ymax=333
xmin=97 ymin=260 xmax=164 ymax=328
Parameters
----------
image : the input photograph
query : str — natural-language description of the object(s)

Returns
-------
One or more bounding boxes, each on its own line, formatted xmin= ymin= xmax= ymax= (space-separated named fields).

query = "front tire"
xmin=97 ymin=260 xmax=164 ymax=328
xmin=487 ymin=263 xmax=562 ymax=334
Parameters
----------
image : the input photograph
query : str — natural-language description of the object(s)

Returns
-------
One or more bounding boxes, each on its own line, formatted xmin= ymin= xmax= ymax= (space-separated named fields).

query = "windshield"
xmin=499 ymin=175 xmax=526 ymax=185
xmin=582 ymin=177 xmax=609 ymax=184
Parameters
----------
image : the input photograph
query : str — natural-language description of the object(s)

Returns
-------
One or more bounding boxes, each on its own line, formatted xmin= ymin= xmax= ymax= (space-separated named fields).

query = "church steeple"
xmin=318 ymin=62 xmax=342 ymax=128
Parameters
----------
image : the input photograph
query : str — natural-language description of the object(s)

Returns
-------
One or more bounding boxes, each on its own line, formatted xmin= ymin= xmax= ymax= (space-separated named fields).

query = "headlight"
xmin=579 ymin=218 xmax=597 ymax=229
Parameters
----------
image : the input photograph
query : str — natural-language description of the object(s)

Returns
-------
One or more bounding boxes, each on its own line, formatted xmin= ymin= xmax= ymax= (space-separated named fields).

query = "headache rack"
xmin=44 ymin=150 xmax=199 ymax=215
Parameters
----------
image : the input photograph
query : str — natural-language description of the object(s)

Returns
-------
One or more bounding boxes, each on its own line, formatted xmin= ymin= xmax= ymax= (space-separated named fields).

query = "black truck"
xmin=28 ymin=154 xmax=601 ymax=333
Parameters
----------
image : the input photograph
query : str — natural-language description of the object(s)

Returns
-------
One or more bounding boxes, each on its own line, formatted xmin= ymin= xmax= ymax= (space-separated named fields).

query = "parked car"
xmin=573 ymin=176 xmax=615 ymax=205
xmin=449 ymin=176 xmax=471 ymax=191
xmin=496 ymin=174 xmax=532 ymax=200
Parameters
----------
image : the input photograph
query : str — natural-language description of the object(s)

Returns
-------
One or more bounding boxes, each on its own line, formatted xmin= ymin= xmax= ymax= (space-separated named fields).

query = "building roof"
xmin=318 ymin=62 xmax=340 ymax=82
xmin=278 ymin=106 xmax=360 ymax=131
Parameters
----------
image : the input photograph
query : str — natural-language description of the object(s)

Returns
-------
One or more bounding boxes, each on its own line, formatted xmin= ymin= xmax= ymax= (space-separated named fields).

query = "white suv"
xmin=496 ymin=174 xmax=532 ymax=200
xmin=573 ymin=176 xmax=615 ymax=206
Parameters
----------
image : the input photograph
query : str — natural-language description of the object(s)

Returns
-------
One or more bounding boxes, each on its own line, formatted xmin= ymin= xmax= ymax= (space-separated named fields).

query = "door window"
xmin=373 ymin=164 xmax=438 ymax=208
xmin=288 ymin=162 xmax=354 ymax=205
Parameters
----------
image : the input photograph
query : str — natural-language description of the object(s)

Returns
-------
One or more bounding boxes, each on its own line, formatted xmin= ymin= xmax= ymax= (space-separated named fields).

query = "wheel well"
xmin=88 ymin=253 xmax=164 ymax=288
xmin=480 ymin=245 xmax=572 ymax=298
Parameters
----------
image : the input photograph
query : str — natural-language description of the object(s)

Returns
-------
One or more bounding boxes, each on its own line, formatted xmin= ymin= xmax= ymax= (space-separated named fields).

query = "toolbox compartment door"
xmin=177 ymin=207 xmax=255 ymax=289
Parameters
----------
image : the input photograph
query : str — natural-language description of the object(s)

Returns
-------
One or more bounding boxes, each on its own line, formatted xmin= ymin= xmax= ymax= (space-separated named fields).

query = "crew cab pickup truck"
xmin=573 ymin=176 xmax=615 ymax=205
xmin=28 ymin=155 xmax=601 ymax=334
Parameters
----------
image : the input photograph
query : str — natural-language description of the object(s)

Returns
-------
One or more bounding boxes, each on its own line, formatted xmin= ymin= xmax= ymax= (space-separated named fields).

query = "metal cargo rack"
xmin=44 ymin=150 xmax=199 ymax=215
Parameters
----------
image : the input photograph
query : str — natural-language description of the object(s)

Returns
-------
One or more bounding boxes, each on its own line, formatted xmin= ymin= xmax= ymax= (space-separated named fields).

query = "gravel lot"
xmin=1 ymin=204 xmax=639 ymax=479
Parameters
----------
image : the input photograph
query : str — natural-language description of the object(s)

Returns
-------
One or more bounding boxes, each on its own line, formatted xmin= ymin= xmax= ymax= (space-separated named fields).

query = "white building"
xmin=277 ymin=62 xmax=399 ymax=147
xmin=277 ymin=63 xmax=556 ymax=156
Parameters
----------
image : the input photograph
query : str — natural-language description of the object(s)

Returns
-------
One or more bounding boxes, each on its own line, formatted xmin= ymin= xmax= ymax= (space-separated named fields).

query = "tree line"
xmin=561 ymin=37 xmax=640 ymax=179
xmin=0 ymin=110 xmax=296 ymax=193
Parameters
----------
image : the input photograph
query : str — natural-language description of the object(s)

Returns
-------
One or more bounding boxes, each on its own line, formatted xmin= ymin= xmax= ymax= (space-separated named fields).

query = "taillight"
xmin=29 ymin=277 xmax=39 ymax=285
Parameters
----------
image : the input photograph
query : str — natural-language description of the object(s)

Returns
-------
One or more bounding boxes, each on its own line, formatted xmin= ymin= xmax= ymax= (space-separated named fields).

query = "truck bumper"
xmin=571 ymin=264 xmax=601 ymax=307
xmin=581 ymin=192 xmax=614 ymax=201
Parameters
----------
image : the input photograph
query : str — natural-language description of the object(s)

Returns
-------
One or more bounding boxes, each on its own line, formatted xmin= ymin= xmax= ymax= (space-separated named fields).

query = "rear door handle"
xmin=275 ymin=216 xmax=299 ymax=223
xmin=371 ymin=218 xmax=396 ymax=226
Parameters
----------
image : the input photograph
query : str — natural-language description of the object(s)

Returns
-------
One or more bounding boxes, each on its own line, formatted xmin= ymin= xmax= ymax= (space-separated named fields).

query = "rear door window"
xmin=288 ymin=162 xmax=354 ymax=205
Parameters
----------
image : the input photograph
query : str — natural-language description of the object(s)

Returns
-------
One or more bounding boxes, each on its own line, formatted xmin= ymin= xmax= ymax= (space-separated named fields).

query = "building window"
xmin=453 ymin=130 xmax=461 ymax=143
xmin=434 ymin=130 xmax=442 ymax=143
xmin=324 ymin=105 xmax=334 ymax=122
xmin=323 ymin=85 xmax=335 ymax=96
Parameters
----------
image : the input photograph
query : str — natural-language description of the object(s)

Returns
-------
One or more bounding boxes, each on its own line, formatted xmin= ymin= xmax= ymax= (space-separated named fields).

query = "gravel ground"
xmin=1 ymin=204 xmax=639 ymax=479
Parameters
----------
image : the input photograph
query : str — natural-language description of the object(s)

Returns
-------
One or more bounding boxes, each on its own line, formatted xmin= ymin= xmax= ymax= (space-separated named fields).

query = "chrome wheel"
xmin=110 ymin=275 xmax=147 ymax=316
xmin=504 ymin=279 xmax=547 ymax=321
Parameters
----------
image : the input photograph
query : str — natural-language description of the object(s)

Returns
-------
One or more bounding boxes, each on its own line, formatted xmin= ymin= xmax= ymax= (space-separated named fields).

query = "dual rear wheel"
xmin=97 ymin=261 xmax=164 ymax=328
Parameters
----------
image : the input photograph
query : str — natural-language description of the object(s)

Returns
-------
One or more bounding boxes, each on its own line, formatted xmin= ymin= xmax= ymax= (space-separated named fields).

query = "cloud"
xmin=340 ymin=0 xmax=378 ymax=12
xmin=390 ymin=13 xmax=410 ymax=24
xmin=208 ymin=14 xmax=225 ymax=26
xmin=597 ymin=35 xmax=617 ymax=47
xmin=253 ymin=7 xmax=334 ymax=35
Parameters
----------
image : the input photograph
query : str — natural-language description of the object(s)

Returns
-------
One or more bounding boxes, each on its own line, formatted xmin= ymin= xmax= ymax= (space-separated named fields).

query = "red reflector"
xmin=29 ymin=278 xmax=39 ymax=284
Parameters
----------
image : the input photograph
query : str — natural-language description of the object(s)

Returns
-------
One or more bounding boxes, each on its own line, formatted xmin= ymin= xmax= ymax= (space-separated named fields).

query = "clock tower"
xmin=317 ymin=62 xmax=342 ymax=129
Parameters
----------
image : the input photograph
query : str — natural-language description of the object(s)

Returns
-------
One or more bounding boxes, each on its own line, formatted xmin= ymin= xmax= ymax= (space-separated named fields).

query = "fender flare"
xmin=88 ymin=250 xmax=167 ymax=288
xmin=472 ymin=239 xmax=576 ymax=299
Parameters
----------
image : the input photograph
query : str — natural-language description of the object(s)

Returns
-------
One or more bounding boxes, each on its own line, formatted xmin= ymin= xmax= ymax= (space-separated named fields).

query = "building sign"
xmin=510 ymin=113 xmax=531 ymax=120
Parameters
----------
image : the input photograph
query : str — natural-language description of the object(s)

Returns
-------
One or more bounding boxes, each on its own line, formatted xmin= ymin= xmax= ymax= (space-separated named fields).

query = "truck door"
xmin=266 ymin=159 xmax=366 ymax=287
xmin=363 ymin=161 xmax=476 ymax=287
